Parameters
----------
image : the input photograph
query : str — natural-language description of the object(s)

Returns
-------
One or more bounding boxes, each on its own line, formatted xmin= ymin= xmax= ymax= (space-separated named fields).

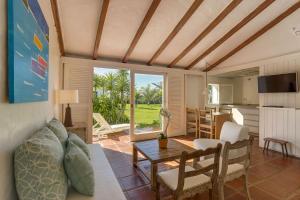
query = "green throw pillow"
xmin=14 ymin=127 xmax=68 ymax=200
xmin=64 ymin=141 xmax=94 ymax=196
xmin=68 ymin=133 xmax=91 ymax=160
xmin=47 ymin=118 xmax=68 ymax=148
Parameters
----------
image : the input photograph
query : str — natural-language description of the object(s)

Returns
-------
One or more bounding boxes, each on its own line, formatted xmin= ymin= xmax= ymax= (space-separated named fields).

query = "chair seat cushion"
xmin=158 ymin=166 xmax=211 ymax=191
xmin=193 ymin=139 xmax=222 ymax=150
xmin=197 ymin=158 xmax=244 ymax=181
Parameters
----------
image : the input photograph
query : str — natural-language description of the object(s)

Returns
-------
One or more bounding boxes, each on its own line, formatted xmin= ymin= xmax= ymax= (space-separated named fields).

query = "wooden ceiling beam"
xmin=167 ymin=0 xmax=242 ymax=68
xmin=122 ymin=0 xmax=161 ymax=63
xmin=205 ymin=2 xmax=300 ymax=72
xmin=186 ymin=0 xmax=275 ymax=70
xmin=50 ymin=0 xmax=64 ymax=56
xmin=147 ymin=0 xmax=204 ymax=65
xmin=93 ymin=0 xmax=110 ymax=59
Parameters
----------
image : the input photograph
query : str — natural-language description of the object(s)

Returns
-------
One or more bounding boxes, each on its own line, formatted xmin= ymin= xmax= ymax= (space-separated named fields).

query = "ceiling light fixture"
xmin=292 ymin=27 xmax=300 ymax=36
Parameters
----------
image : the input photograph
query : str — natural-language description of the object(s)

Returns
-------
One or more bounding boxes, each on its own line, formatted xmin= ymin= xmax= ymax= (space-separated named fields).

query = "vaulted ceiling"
xmin=51 ymin=0 xmax=300 ymax=71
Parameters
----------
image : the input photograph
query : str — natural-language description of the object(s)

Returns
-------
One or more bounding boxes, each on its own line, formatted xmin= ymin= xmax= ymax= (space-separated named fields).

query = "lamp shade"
xmin=56 ymin=90 xmax=79 ymax=104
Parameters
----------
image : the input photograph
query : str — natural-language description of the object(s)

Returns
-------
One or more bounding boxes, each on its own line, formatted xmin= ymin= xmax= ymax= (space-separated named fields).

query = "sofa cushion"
xmin=64 ymin=141 xmax=94 ymax=196
xmin=66 ymin=144 xmax=126 ymax=200
xmin=47 ymin=118 xmax=68 ymax=148
xmin=14 ymin=127 xmax=68 ymax=200
xmin=68 ymin=133 xmax=91 ymax=160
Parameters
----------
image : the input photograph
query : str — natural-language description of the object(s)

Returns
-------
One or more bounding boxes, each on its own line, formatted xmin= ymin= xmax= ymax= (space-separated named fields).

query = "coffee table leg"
xmin=133 ymin=146 xmax=138 ymax=168
xmin=151 ymin=163 xmax=158 ymax=191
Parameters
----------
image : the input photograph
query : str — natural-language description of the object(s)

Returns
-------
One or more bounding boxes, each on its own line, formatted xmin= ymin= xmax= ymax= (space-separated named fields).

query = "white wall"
xmin=62 ymin=57 xmax=204 ymax=140
xmin=233 ymin=75 xmax=259 ymax=105
xmin=185 ymin=75 xmax=204 ymax=108
xmin=259 ymin=56 xmax=300 ymax=108
xmin=208 ymin=76 xmax=259 ymax=105
xmin=0 ymin=1 xmax=60 ymax=199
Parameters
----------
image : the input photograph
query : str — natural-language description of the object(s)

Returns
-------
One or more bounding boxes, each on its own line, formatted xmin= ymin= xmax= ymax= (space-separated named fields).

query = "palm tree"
xmin=141 ymin=84 xmax=156 ymax=104
xmin=135 ymin=89 xmax=142 ymax=106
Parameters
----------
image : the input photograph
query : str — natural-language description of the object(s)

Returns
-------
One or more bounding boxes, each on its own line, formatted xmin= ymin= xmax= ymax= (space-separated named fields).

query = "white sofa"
xmin=67 ymin=144 xmax=126 ymax=200
xmin=193 ymin=122 xmax=249 ymax=157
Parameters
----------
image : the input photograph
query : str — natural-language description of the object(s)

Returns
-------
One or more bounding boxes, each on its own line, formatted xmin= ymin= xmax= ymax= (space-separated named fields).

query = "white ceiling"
xmin=213 ymin=67 xmax=259 ymax=78
xmin=57 ymin=0 xmax=300 ymax=71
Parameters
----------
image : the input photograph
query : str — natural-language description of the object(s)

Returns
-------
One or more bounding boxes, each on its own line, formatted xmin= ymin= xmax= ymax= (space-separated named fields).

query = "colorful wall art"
xmin=8 ymin=0 xmax=49 ymax=103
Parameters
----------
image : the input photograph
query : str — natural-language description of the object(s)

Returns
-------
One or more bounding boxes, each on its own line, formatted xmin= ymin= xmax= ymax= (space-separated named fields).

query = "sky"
xmin=94 ymin=67 xmax=163 ymax=89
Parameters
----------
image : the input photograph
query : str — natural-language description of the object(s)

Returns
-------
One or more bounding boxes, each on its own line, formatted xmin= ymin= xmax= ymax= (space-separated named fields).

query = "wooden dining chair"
xmin=198 ymin=110 xmax=216 ymax=139
xmin=156 ymin=144 xmax=222 ymax=200
xmin=205 ymin=106 xmax=216 ymax=113
xmin=196 ymin=139 xmax=252 ymax=200
xmin=186 ymin=108 xmax=199 ymax=138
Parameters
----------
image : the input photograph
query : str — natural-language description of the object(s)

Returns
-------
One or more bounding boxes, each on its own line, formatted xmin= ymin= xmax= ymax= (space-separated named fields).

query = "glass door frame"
xmin=129 ymin=70 xmax=166 ymax=142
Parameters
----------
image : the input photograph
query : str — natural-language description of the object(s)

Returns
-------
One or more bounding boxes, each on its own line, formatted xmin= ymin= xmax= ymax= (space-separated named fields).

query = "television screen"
xmin=258 ymin=73 xmax=298 ymax=93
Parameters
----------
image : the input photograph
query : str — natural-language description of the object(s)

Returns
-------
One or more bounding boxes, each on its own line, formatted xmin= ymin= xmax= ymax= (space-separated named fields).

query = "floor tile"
xmin=119 ymin=174 xmax=149 ymax=191
xmin=249 ymin=186 xmax=279 ymax=200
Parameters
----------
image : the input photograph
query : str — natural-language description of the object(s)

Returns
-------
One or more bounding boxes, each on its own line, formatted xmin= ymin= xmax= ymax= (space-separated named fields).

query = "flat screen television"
xmin=258 ymin=73 xmax=298 ymax=93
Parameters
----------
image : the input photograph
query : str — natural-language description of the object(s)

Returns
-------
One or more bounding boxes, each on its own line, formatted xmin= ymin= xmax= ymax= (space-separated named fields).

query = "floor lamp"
xmin=57 ymin=90 xmax=79 ymax=127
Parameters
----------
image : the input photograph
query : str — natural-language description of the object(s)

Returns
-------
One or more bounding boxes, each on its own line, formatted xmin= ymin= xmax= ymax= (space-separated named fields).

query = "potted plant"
xmin=158 ymin=108 xmax=171 ymax=149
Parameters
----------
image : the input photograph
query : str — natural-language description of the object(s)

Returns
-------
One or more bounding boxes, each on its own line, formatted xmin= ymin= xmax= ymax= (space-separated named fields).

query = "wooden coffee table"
xmin=132 ymin=139 xmax=195 ymax=190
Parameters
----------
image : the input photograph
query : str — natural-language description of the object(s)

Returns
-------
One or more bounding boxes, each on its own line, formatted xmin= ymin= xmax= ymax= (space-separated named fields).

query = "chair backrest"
xmin=176 ymin=144 xmax=222 ymax=193
xmin=198 ymin=109 xmax=213 ymax=124
xmin=186 ymin=108 xmax=198 ymax=122
xmin=205 ymin=106 xmax=216 ymax=112
xmin=220 ymin=140 xmax=251 ymax=179
xmin=93 ymin=113 xmax=110 ymax=127
xmin=220 ymin=122 xmax=249 ymax=143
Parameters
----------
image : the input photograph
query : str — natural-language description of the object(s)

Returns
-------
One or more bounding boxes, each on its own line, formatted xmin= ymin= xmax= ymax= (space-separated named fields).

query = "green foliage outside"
xmin=93 ymin=69 xmax=162 ymax=129
xmin=124 ymin=104 xmax=161 ymax=129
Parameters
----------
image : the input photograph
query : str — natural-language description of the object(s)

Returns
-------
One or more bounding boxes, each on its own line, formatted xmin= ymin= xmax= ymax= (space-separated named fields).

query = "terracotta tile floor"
xmin=94 ymin=133 xmax=300 ymax=200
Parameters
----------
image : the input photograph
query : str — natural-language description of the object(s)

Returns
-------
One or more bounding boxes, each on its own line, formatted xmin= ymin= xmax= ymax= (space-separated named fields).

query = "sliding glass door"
xmin=130 ymin=72 xmax=165 ymax=140
xmin=93 ymin=67 xmax=165 ymax=141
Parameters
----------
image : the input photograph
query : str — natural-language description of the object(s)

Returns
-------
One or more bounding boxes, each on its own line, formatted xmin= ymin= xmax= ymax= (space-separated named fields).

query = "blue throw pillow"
xmin=64 ymin=141 xmax=94 ymax=196
xmin=68 ymin=133 xmax=91 ymax=160
xmin=14 ymin=127 xmax=68 ymax=200
xmin=47 ymin=118 xmax=68 ymax=148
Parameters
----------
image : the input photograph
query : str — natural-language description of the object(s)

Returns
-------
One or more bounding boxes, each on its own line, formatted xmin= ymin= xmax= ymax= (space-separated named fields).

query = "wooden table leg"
xmin=133 ymin=146 xmax=138 ymax=168
xmin=151 ymin=163 xmax=158 ymax=191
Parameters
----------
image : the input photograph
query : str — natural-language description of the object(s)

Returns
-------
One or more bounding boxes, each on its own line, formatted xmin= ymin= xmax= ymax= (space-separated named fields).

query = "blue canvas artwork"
xmin=8 ymin=0 xmax=49 ymax=103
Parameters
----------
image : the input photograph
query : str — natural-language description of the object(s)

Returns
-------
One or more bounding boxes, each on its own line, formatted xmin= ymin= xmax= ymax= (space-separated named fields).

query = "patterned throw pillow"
xmin=64 ymin=141 xmax=95 ymax=196
xmin=68 ymin=133 xmax=91 ymax=159
xmin=14 ymin=127 xmax=68 ymax=200
xmin=47 ymin=118 xmax=68 ymax=148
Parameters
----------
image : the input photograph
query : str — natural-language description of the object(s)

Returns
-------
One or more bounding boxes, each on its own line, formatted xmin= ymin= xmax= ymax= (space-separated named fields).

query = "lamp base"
xmin=64 ymin=104 xmax=73 ymax=127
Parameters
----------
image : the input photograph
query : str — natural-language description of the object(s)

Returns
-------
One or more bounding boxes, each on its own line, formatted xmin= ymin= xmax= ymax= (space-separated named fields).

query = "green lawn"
xmin=125 ymin=104 xmax=161 ymax=128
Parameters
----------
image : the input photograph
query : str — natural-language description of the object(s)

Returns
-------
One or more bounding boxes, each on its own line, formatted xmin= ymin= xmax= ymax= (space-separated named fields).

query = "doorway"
xmin=93 ymin=67 xmax=165 ymax=141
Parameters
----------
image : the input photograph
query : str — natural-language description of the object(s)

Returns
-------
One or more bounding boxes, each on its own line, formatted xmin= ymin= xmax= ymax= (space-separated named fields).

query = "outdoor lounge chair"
xmin=93 ymin=113 xmax=130 ymax=139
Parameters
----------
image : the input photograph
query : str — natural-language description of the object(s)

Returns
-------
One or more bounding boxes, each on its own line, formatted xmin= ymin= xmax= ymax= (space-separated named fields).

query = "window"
xmin=208 ymin=84 xmax=233 ymax=104
xmin=208 ymin=84 xmax=219 ymax=104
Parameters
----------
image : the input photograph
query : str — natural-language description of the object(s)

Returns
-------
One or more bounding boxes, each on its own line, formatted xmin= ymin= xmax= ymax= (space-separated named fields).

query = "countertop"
xmin=220 ymin=104 xmax=259 ymax=109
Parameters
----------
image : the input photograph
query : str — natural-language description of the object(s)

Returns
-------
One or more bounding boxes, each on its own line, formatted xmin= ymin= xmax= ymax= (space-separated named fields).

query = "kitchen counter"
xmin=220 ymin=104 xmax=259 ymax=109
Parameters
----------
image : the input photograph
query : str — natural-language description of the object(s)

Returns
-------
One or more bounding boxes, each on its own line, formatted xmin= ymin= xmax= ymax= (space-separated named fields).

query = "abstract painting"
xmin=8 ymin=0 xmax=49 ymax=103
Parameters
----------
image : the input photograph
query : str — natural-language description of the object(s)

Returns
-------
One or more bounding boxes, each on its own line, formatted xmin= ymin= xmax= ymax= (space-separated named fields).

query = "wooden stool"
xmin=263 ymin=137 xmax=289 ymax=157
